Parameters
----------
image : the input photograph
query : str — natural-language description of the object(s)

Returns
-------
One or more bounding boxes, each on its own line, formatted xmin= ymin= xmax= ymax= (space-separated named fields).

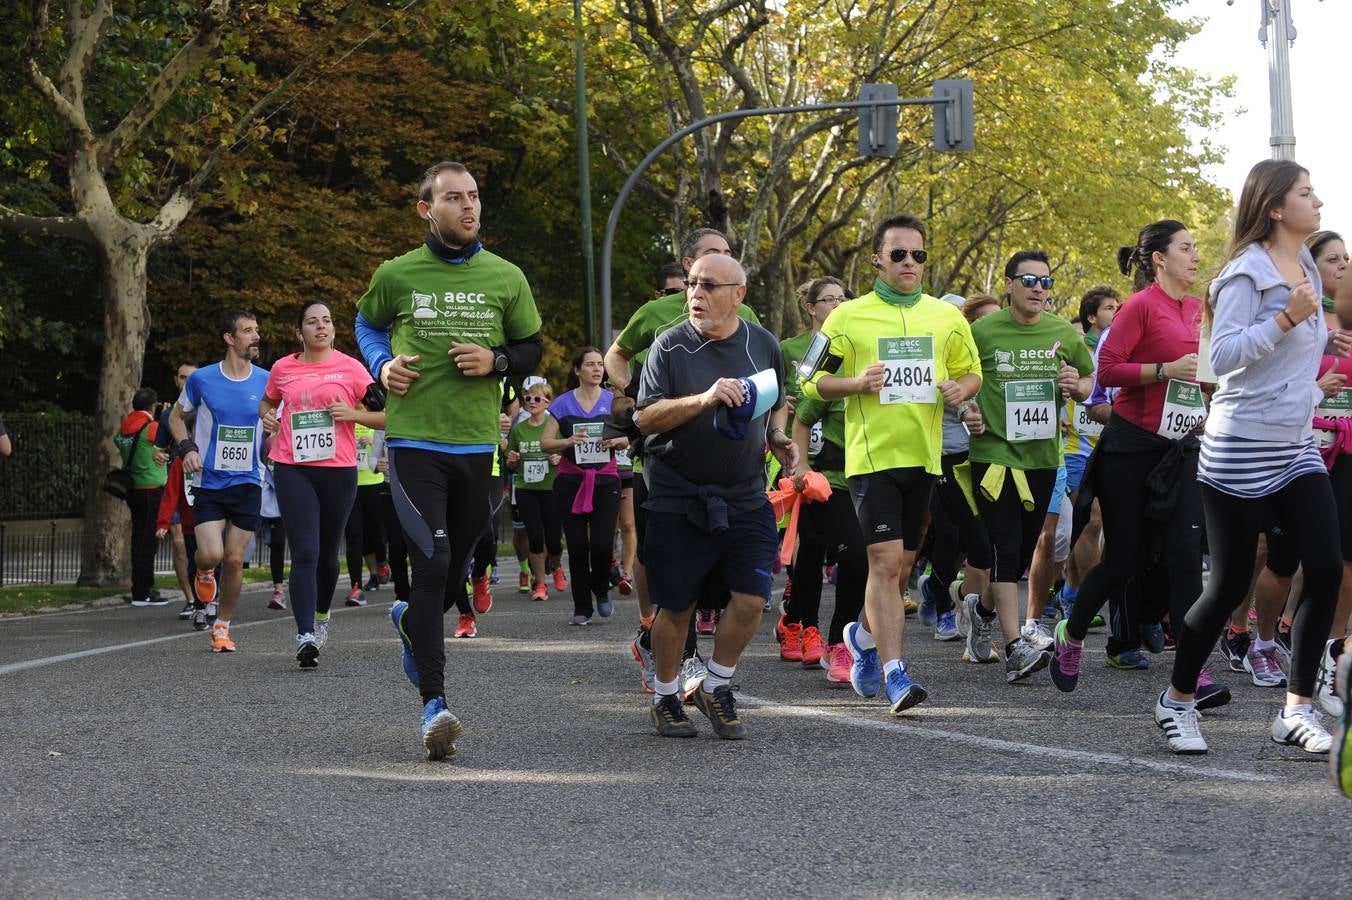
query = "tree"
xmin=0 ymin=1 xmax=369 ymax=585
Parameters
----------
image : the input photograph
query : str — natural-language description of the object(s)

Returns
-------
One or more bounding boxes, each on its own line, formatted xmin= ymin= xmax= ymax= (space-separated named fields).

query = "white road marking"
xmin=737 ymin=693 xmax=1276 ymax=783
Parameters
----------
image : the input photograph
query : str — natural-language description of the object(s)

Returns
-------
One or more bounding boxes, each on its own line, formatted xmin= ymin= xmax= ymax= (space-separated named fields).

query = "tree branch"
xmin=60 ymin=0 xmax=112 ymax=95
xmin=0 ymin=202 xmax=93 ymax=243
xmin=158 ymin=2 xmax=365 ymax=238
xmin=100 ymin=0 xmax=232 ymax=169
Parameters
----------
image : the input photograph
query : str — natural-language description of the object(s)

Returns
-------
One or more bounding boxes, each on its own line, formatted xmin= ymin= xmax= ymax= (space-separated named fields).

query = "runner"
xmin=168 ymin=311 xmax=270 ymax=654
xmin=777 ymin=276 xmax=847 ymax=666
xmin=1309 ymin=230 xmax=1347 ymax=330
xmin=259 ymin=301 xmax=378 ymax=668
xmin=801 ymin=213 xmax=982 ymax=713
xmin=154 ymin=361 xmax=199 ymax=618
xmin=1156 ymin=159 xmax=1346 ymax=755
xmin=965 ymin=250 xmax=1094 ymax=685
xmin=637 ymin=253 xmax=796 ymax=738
xmin=1047 ymin=221 xmax=1226 ymax=705
xmin=355 ymin=160 xmax=542 ymax=759
xmin=920 ymin=294 xmax=998 ymax=644
xmin=505 ymin=381 xmax=563 ymax=601
xmin=259 ymin=461 xmax=287 ymax=610
xmin=541 ymin=347 xmax=627 ymax=625
xmin=342 ymin=422 xmax=389 ymax=606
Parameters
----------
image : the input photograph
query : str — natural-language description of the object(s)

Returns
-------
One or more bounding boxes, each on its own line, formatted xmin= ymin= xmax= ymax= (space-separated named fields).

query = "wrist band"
xmin=1280 ymin=310 xmax=1297 ymax=329
xmin=175 ymin=439 xmax=199 ymax=457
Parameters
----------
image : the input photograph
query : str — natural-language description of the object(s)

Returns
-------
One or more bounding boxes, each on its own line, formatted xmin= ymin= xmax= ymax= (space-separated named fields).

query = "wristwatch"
xmin=1155 ymin=362 xmax=1166 ymax=382
xmin=493 ymin=351 xmax=509 ymax=374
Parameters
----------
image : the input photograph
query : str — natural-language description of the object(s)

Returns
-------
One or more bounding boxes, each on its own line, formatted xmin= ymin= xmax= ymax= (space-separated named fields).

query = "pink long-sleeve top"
xmin=1096 ymin=282 xmax=1204 ymax=432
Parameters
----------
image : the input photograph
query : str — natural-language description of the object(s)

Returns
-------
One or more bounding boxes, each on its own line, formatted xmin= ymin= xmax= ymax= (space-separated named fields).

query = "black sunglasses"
xmin=1016 ymin=274 xmax=1054 ymax=290
xmin=887 ymin=248 xmax=928 ymax=264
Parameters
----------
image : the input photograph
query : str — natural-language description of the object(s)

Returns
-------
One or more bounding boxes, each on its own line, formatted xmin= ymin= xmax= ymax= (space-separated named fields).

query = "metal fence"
xmin=0 ymin=413 xmax=98 ymax=520
xmin=0 ymin=520 xmax=290 ymax=588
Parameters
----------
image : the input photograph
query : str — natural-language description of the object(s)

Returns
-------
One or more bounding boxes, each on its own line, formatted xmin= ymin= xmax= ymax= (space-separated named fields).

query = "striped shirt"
xmin=1198 ymin=432 xmax=1326 ymax=498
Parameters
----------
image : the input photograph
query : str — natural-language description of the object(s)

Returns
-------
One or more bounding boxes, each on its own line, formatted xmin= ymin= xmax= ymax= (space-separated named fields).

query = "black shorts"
xmin=644 ymin=503 xmax=778 ymax=611
xmin=620 ymin=472 xmax=634 ymax=490
xmin=848 ymin=467 xmax=935 ymax=548
xmin=193 ymin=483 xmax=262 ymax=532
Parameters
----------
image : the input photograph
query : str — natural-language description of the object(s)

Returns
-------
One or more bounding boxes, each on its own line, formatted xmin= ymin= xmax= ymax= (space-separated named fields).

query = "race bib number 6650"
xmin=214 ymin=425 xmax=256 ymax=471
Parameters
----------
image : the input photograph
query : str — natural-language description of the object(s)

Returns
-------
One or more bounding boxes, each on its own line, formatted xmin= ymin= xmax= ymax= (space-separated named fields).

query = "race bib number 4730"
xmin=877 ymin=336 xmax=936 ymax=404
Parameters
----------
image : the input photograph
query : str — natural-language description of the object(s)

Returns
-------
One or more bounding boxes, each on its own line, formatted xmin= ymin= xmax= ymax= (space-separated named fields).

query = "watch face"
xmin=495 ymin=354 xmax=508 ymax=372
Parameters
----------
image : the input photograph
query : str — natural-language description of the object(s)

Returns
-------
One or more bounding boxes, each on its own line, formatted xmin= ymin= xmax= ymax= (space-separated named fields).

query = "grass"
xmin=0 ymin=568 xmax=277 ymax=615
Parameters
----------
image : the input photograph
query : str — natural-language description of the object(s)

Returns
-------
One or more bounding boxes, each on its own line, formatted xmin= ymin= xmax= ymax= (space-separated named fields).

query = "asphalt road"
xmin=2 ymin=566 xmax=1349 ymax=898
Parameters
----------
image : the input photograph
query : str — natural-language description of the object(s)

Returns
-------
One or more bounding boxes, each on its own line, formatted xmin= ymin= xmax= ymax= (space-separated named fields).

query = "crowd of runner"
xmin=120 ymin=157 xmax=1352 ymax=797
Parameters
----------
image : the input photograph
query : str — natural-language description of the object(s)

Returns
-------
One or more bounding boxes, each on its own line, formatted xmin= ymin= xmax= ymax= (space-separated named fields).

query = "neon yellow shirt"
xmin=803 ymin=291 xmax=980 ymax=477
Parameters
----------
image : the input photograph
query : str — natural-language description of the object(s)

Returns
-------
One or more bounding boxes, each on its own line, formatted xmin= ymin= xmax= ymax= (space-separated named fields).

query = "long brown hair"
xmin=565 ymin=346 xmax=603 ymax=391
xmin=1222 ymin=159 xmax=1309 ymax=269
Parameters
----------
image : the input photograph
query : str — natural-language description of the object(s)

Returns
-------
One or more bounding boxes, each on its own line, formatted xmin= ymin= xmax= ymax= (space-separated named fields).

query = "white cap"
xmin=522 ymin=375 xmax=547 ymax=389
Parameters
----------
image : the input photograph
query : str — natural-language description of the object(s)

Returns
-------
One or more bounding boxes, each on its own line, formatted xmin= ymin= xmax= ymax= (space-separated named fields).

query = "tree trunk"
xmin=77 ymin=226 xmax=153 ymax=587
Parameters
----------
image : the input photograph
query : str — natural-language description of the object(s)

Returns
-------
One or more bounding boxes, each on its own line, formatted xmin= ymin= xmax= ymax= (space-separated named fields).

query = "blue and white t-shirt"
xmin=178 ymin=362 xmax=271 ymax=491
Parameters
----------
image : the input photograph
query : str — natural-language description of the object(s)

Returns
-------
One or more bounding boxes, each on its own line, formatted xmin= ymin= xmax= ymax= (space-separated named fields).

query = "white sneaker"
xmin=1314 ymin=639 xmax=1344 ymax=718
xmin=1020 ymin=620 xmax=1053 ymax=653
xmin=1242 ymin=645 xmax=1287 ymax=688
xmin=1005 ymin=637 xmax=1051 ymax=684
xmin=1155 ymin=692 xmax=1207 ymax=755
xmin=1272 ymin=706 xmax=1332 ymax=753
xmin=296 ymin=633 xmax=318 ymax=668
xmin=314 ymin=618 xmax=330 ymax=650
xmin=679 ymin=654 xmax=708 ymax=699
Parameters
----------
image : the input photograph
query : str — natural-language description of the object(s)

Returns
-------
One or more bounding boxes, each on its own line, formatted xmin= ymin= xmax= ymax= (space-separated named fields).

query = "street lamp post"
xmin=574 ymin=0 xmax=598 ymax=346
xmin=1235 ymin=0 xmax=1322 ymax=160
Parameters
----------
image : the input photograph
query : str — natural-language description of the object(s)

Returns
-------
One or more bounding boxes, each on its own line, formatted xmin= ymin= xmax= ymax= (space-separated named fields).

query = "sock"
xmin=977 ymin=599 xmax=997 ymax=620
xmin=653 ymin=676 xmax=679 ymax=702
xmin=882 ymin=658 xmax=904 ymax=678
xmin=704 ymin=659 xmax=735 ymax=691
xmin=852 ymin=624 xmax=876 ymax=650
xmin=1283 ymin=702 xmax=1313 ymax=717
xmin=315 ymin=611 xmax=330 ymax=623
xmin=1253 ymin=638 xmax=1276 ymax=652
xmin=216 ymin=618 xmax=230 ymax=629
xmin=1160 ymin=691 xmax=1195 ymax=712
xmin=1060 ymin=585 xmax=1078 ymax=603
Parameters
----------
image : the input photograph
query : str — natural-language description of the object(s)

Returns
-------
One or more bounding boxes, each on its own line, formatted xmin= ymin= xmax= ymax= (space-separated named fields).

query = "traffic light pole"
xmin=597 ymin=84 xmax=971 ymax=343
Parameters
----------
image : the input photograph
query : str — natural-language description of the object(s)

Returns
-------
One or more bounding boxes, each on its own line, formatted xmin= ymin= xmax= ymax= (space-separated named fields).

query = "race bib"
xmin=1004 ymin=380 xmax=1056 ymax=442
xmin=613 ymin=446 xmax=632 ymax=468
xmin=357 ymin=441 xmax=371 ymax=471
xmin=1073 ymin=400 xmax=1104 ymax=440
xmin=573 ymin=422 xmax=608 ymax=466
xmin=1317 ymin=388 xmax=1352 ymax=449
xmin=523 ymin=457 xmax=549 ymax=484
xmin=290 ymin=410 xmax=336 ymax=463
xmin=878 ymin=336 xmax=936 ymax=404
xmin=809 ymin=421 xmax=824 ymax=458
xmin=183 ymin=470 xmax=197 ymax=507
xmin=1156 ymin=380 xmax=1205 ymax=440
xmin=214 ymin=425 xmax=256 ymax=471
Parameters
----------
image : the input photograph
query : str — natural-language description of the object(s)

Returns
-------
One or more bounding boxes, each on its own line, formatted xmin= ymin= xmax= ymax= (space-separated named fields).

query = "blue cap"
xmin=713 ymin=368 xmax=779 ymax=440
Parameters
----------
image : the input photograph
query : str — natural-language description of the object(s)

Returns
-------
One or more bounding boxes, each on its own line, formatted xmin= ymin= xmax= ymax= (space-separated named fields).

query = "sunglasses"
xmin=886 ymin=248 xmax=928 ymax=264
xmin=524 ymin=395 xmax=548 ymax=404
xmin=1016 ymin=274 xmax=1054 ymax=290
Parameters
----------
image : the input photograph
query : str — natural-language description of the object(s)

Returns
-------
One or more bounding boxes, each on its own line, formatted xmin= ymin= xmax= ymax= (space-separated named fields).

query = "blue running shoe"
xmin=391 ymin=600 xmax=418 ymax=687
xmin=1106 ymin=648 xmax=1149 ymax=670
xmin=843 ymin=621 xmax=881 ymax=698
xmin=934 ymin=610 xmax=960 ymax=641
xmin=917 ymin=574 xmax=941 ymax=627
xmin=885 ymin=665 xmax=928 ymax=715
xmin=1140 ymin=623 xmax=1165 ymax=654
xmin=420 ymin=697 xmax=462 ymax=761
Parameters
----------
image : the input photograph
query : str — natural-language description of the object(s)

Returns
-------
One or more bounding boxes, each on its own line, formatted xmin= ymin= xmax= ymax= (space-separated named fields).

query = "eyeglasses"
xmin=524 ymin=395 xmax=548 ymax=404
xmin=887 ymin=248 xmax=928 ymax=264
xmin=683 ymin=278 xmax=742 ymax=291
xmin=1016 ymin=274 xmax=1055 ymax=290
xmin=811 ymin=294 xmax=847 ymax=305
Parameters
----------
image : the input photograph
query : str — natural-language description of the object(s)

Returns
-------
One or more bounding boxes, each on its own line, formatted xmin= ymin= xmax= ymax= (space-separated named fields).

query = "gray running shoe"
xmin=679 ymin=654 xmax=709 ymax=699
xmin=962 ymin=594 xmax=998 ymax=663
xmin=630 ymin=631 xmax=656 ymax=694
xmin=650 ymin=694 xmax=698 ymax=738
xmin=1005 ymin=637 xmax=1052 ymax=684
xmin=1020 ymin=619 xmax=1053 ymax=653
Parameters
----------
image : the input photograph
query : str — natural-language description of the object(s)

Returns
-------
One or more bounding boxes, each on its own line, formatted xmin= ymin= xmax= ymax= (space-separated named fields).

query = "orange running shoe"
xmin=454 ymin=612 xmax=478 ymax=638
xmin=195 ymin=570 xmax=218 ymax=605
xmin=800 ymin=625 xmax=825 ymax=667
xmin=530 ymin=583 xmax=548 ymax=602
xmin=552 ymin=566 xmax=568 ymax=593
xmin=472 ymin=575 xmax=492 ymax=614
xmin=518 ymin=570 xmax=531 ymax=593
xmin=826 ymin=642 xmax=851 ymax=683
xmin=903 ymin=590 xmax=918 ymax=616
xmin=779 ymin=621 xmax=803 ymax=662
xmin=210 ymin=622 xmax=235 ymax=653
xmin=774 ymin=612 xmax=788 ymax=644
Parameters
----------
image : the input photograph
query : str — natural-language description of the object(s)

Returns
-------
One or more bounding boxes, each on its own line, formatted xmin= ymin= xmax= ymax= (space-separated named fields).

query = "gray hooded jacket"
xmin=1206 ymin=243 xmax=1327 ymax=443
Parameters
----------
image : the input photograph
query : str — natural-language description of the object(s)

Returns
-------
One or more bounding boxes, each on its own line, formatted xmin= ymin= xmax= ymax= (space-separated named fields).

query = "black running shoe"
xmin=650 ymin=694 xmax=698 ymax=738
xmin=693 ymin=685 xmax=747 ymax=740
xmin=1220 ymin=629 xmax=1250 ymax=673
